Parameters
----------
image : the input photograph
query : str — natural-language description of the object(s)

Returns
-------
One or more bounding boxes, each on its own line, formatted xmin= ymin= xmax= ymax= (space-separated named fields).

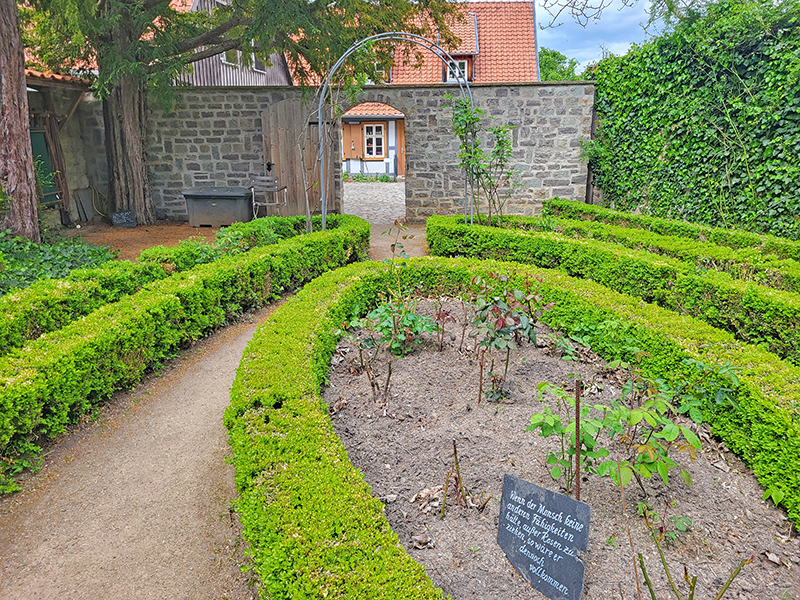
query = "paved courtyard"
xmin=343 ymin=182 xmax=406 ymax=224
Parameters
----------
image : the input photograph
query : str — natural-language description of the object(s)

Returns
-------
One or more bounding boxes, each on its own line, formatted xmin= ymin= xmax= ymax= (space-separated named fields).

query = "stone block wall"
xmin=75 ymin=83 xmax=593 ymax=221
xmin=355 ymin=83 xmax=594 ymax=221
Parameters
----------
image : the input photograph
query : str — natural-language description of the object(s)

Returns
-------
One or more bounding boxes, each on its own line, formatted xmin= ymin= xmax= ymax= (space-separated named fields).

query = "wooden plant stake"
xmin=453 ymin=439 xmax=467 ymax=505
xmin=575 ymin=379 xmax=582 ymax=502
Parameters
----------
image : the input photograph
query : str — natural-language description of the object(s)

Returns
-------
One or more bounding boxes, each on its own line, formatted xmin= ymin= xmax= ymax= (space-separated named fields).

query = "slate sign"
xmin=111 ymin=210 xmax=137 ymax=228
xmin=497 ymin=475 xmax=590 ymax=600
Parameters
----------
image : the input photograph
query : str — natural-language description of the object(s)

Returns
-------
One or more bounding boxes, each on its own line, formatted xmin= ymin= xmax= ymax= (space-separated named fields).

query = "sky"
xmin=534 ymin=0 xmax=664 ymax=69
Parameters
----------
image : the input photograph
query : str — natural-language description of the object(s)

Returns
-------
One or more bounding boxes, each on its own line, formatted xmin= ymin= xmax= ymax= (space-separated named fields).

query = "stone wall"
xmin=354 ymin=83 xmax=594 ymax=220
xmin=76 ymin=82 xmax=594 ymax=221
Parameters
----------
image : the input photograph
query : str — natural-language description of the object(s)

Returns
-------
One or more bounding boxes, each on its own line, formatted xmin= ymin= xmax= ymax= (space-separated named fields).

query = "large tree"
xmin=538 ymin=47 xmax=582 ymax=81
xmin=22 ymin=0 xmax=461 ymax=225
xmin=1 ymin=0 xmax=40 ymax=242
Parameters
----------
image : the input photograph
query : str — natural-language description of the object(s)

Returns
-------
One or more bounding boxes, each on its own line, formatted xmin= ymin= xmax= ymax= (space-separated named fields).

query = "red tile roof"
xmin=25 ymin=68 xmax=91 ymax=87
xmin=343 ymin=102 xmax=404 ymax=117
xmin=392 ymin=1 xmax=538 ymax=85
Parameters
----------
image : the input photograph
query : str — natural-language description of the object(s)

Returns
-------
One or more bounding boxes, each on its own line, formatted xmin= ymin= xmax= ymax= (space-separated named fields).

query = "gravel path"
xmin=0 ymin=311 xmax=276 ymax=600
xmin=343 ymin=181 xmax=406 ymax=224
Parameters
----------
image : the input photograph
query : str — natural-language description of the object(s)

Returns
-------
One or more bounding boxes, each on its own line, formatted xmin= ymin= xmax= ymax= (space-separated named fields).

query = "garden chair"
xmin=250 ymin=174 xmax=287 ymax=218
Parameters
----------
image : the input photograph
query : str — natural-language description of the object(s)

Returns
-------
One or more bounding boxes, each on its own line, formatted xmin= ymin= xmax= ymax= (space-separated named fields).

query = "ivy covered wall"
xmin=586 ymin=0 xmax=800 ymax=239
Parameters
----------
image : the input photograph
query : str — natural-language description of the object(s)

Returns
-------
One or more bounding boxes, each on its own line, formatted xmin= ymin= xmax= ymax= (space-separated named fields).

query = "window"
xmin=363 ymin=123 xmax=385 ymax=159
xmin=253 ymin=54 xmax=266 ymax=72
xmin=222 ymin=49 xmax=239 ymax=66
xmin=447 ymin=59 xmax=469 ymax=82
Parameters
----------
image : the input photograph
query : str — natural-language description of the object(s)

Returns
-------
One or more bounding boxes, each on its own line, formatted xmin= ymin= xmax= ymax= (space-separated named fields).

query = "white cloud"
xmin=535 ymin=0 xmax=663 ymax=69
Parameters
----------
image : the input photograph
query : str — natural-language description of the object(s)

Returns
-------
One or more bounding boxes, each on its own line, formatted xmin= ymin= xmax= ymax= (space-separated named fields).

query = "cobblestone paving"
xmin=343 ymin=182 xmax=406 ymax=224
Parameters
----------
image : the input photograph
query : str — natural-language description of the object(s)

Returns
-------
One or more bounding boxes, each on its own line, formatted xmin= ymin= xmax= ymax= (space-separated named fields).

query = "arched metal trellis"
xmin=317 ymin=32 xmax=477 ymax=229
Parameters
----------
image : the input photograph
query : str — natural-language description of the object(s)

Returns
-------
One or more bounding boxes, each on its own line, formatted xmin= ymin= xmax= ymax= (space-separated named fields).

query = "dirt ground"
xmin=60 ymin=219 xmax=220 ymax=262
xmin=58 ymin=218 xmax=426 ymax=263
xmin=323 ymin=299 xmax=800 ymax=600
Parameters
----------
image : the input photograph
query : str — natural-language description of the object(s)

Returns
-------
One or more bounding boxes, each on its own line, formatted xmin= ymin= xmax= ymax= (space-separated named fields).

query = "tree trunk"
xmin=0 ymin=0 xmax=41 ymax=242
xmin=103 ymin=72 xmax=155 ymax=226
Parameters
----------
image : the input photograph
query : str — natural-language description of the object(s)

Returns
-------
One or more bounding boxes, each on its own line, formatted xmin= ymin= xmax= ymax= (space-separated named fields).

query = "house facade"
xmin=174 ymin=0 xmax=293 ymax=86
xmin=342 ymin=0 xmax=540 ymax=179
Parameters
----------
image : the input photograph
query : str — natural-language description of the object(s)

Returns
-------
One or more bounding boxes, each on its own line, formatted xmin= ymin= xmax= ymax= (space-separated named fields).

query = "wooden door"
xmin=261 ymin=98 xmax=336 ymax=217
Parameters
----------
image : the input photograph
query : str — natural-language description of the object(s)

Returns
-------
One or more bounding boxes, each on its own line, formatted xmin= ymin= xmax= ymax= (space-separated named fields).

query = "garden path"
xmin=0 ymin=209 xmax=428 ymax=599
xmin=0 ymin=311 xmax=270 ymax=600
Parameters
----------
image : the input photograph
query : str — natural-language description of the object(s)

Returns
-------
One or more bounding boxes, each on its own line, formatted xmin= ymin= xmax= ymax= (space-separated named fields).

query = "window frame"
xmin=362 ymin=122 xmax=386 ymax=160
xmin=446 ymin=59 xmax=470 ymax=83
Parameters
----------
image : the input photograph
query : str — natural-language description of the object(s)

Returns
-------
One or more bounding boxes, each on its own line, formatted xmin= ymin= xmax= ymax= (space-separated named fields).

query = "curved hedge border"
xmin=427 ymin=216 xmax=800 ymax=365
xmin=0 ymin=215 xmax=369 ymax=491
xmin=0 ymin=261 xmax=168 ymax=358
xmin=0 ymin=215 xmax=348 ymax=359
xmin=545 ymin=198 xmax=800 ymax=261
xmin=226 ymin=258 xmax=799 ymax=599
xmin=500 ymin=214 xmax=800 ymax=294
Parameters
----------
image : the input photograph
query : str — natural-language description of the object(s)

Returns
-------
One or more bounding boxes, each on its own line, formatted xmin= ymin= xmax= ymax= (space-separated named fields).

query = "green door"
xmin=29 ymin=129 xmax=60 ymax=207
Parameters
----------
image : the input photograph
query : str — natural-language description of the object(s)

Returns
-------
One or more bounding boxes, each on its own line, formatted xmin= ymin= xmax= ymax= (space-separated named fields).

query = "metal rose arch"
xmin=317 ymin=32 xmax=476 ymax=229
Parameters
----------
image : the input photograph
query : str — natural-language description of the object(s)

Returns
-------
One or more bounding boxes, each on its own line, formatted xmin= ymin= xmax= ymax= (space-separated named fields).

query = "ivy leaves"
xmin=589 ymin=0 xmax=800 ymax=240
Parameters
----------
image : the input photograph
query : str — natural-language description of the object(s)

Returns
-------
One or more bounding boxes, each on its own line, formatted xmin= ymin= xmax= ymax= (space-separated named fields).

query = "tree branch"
xmin=176 ymin=38 xmax=242 ymax=67
xmin=172 ymin=16 xmax=251 ymax=54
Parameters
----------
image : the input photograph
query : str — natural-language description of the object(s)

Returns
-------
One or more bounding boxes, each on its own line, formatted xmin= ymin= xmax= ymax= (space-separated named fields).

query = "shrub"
xmin=0 ymin=215 xmax=369 ymax=492
xmin=545 ymin=198 xmax=800 ymax=261
xmin=0 ymin=261 xmax=168 ymax=358
xmin=0 ymin=232 xmax=117 ymax=295
xmin=226 ymin=257 xmax=799 ymax=599
xmin=476 ymin=210 xmax=800 ymax=293
xmin=427 ymin=216 xmax=800 ymax=364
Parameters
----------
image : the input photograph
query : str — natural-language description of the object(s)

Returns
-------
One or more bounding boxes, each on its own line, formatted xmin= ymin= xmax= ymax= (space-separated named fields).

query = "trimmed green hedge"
xmin=0 ymin=261 xmax=168 ymax=358
xmin=138 ymin=215 xmax=332 ymax=273
xmin=0 ymin=215 xmax=369 ymax=491
xmin=226 ymin=258 xmax=799 ymax=598
xmin=427 ymin=216 xmax=800 ymax=364
xmin=498 ymin=213 xmax=800 ymax=293
xmin=545 ymin=198 xmax=800 ymax=261
xmin=0 ymin=216 xmax=348 ymax=359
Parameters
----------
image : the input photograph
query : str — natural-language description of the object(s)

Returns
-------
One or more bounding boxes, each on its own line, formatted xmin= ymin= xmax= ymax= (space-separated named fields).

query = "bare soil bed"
xmin=59 ymin=219 xmax=219 ymax=261
xmin=323 ymin=300 xmax=800 ymax=600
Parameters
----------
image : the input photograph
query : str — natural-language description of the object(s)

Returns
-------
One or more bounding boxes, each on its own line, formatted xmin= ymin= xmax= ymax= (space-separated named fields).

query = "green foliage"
xmin=538 ymin=47 xmax=582 ymax=81
xmin=545 ymin=198 xmax=800 ymax=261
xmin=139 ymin=214 xmax=328 ymax=272
xmin=0 ymin=215 xmax=369 ymax=492
xmin=366 ymin=302 xmax=436 ymax=356
xmin=587 ymin=0 xmax=800 ymax=238
xmin=139 ymin=237 xmax=222 ymax=272
xmin=343 ymin=173 xmax=395 ymax=183
xmin=0 ymin=261 xmax=167 ymax=358
xmin=224 ymin=257 xmax=800 ymax=597
xmin=539 ymin=212 xmax=800 ymax=293
xmin=427 ymin=215 xmax=800 ymax=364
xmin=445 ymin=94 xmax=520 ymax=225
xmin=528 ymin=356 xmax=717 ymax=497
xmin=21 ymin=0 xmax=462 ymax=104
xmin=0 ymin=231 xmax=117 ymax=295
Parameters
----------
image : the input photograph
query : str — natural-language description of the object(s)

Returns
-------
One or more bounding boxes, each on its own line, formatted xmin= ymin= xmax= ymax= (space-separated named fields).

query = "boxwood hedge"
xmin=226 ymin=257 xmax=799 ymax=599
xmin=496 ymin=214 xmax=800 ymax=293
xmin=0 ymin=216 xmax=347 ymax=359
xmin=545 ymin=198 xmax=800 ymax=261
xmin=0 ymin=215 xmax=369 ymax=491
xmin=427 ymin=216 xmax=800 ymax=364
